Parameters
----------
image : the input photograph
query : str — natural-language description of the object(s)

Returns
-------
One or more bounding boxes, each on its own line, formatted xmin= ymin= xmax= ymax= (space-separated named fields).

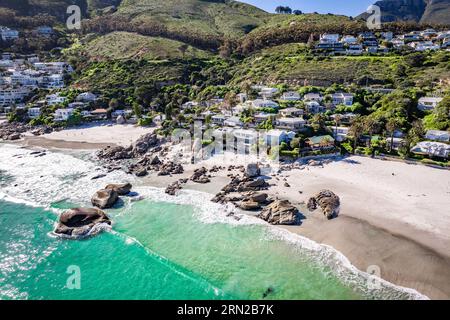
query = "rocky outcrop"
xmin=0 ymin=122 xmax=51 ymax=140
xmin=132 ymin=133 xmax=159 ymax=156
xmin=239 ymin=192 xmax=270 ymax=211
xmin=258 ymin=200 xmax=299 ymax=225
xmin=307 ymin=190 xmax=340 ymax=220
xmin=165 ymin=178 xmax=188 ymax=196
xmin=54 ymin=208 xmax=111 ymax=238
xmin=91 ymin=189 xmax=119 ymax=209
xmin=105 ymin=183 xmax=132 ymax=195
xmin=190 ymin=167 xmax=211 ymax=184
xmin=97 ymin=145 xmax=132 ymax=161
xmin=212 ymin=175 xmax=270 ymax=204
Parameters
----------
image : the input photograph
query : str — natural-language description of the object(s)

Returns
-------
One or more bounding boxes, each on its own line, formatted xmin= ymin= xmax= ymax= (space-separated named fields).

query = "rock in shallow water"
xmin=105 ymin=183 xmax=132 ymax=195
xmin=54 ymin=208 xmax=111 ymax=238
xmin=91 ymin=189 xmax=119 ymax=209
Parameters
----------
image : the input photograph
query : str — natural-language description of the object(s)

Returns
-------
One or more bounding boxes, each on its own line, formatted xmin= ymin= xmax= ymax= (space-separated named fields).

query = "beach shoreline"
xmin=7 ymin=126 xmax=450 ymax=299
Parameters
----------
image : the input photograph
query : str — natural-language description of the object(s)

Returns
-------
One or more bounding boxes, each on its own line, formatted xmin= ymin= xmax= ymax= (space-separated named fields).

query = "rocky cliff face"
xmin=359 ymin=0 xmax=450 ymax=25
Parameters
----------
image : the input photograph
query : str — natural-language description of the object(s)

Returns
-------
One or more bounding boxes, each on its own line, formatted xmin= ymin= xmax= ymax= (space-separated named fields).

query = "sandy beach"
xmin=10 ymin=124 xmax=450 ymax=299
xmin=20 ymin=123 xmax=156 ymax=149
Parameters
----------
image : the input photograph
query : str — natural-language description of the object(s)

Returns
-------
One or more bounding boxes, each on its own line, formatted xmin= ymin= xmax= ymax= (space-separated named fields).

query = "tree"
xmin=349 ymin=115 xmax=365 ymax=153
xmin=364 ymin=117 xmax=381 ymax=147
xmin=310 ymin=114 xmax=327 ymax=133
xmin=423 ymin=95 xmax=450 ymax=130
xmin=334 ymin=114 xmax=342 ymax=145
xmin=108 ymin=98 xmax=119 ymax=110
xmin=293 ymin=10 xmax=303 ymax=15
xmin=223 ymin=92 xmax=238 ymax=116
xmin=386 ymin=117 xmax=402 ymax=153
xmin=275 ymin=6 xmax=292 ymax=14
xmin=132 ymin=102 xmax=143 ymax=119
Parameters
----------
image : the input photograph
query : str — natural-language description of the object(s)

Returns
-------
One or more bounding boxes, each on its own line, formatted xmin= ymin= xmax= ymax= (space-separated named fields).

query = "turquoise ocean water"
xmin=0 ymin=143 xmax=425 ymax=300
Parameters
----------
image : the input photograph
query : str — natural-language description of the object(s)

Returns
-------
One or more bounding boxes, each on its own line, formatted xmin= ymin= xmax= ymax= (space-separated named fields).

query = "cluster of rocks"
xmin=165 ymin=178 xmax=188 ymax=196
xmin=258 ymin=200 xmax=300 ymax=225
xmin=53 ymin=183 xmax=134 ymax=239
xmin=0 ymin=122 xmax=54 ymax=141
xmin=97 ymin=133 xmax=161 ymax=161
xmin=190 ymin=167 xmax=211 ymax=184
xmin=210 ymin=163 xmax=301 ymax=226
xmin=128 ymin=157 xmax=184 ymax=177
xmin=307 ymin=190 xmax=341 ymax=220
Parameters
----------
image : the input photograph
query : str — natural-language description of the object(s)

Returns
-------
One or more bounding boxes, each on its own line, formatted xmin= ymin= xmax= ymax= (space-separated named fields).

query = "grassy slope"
xmin=230 ymin=43 xmax=450 ymax=88
xmin=115 ymin=0 xmax=270 ymax=38
xmin=73 ymin=31 xmax=213 ymax=60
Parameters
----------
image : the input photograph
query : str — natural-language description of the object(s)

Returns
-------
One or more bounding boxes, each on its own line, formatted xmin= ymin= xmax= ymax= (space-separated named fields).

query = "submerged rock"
xmin=307 ymin=190 xmax=340 ymax=220
xmin=54 ymin=208 xmax=111 ymax=238
xmin=258 ymin=200 xmax=299 ymax=225
xmin=91 ymin=189 xmax=119 ymax=209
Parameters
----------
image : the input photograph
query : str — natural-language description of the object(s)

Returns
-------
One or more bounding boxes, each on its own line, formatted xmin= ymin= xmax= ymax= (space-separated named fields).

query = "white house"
xmin=264 ymin=129 xmax=293 ymax=145
xmin=303 ymin=92 xmax=323 ymax=102
xmin=254 ymin=113 xmax=275 ymax=124
xmin=279 ymin=107 xmax=304 ymax=118
xmin=276 ymin=117 xmax=307 ymax=131
xmin=68 ymin=102 xmax=87 ymax=109
xmin=27 ymin=107 xmax=41 ymax=119
xmin=259 ymin=87 xmax=279 ymax=99
xmin=305 ymin=101 xmax=325 ymax=114
xmin=42 ymin=74 xmax=64 ymax=89
xmin=76 ymin=92 xmax=97 ymax=102
xmin=411 ymin=141 xmax=450 ymax=159
xmin=46 ymin=94 xmax=66 ymax=105
xmin=320 ymin=34 xmax=340 ymax=43
xmin=211 ymin=114 xmax=226 ymax=126
xmin=425 ymin=130 xmax=450 ymax=142
xmin=331 ymin=93 xmax=354 ymax=106
xmin=233 ymin=129 xmax=258 ymax=153
xmin=237 ymin=93 xmax=247 ymax=103
xmin=341 ymin=35 xmax=358 ymax=44
xmin=418 ymin=97 xmax=443 ymax=111
xmin=409 ymin=41 xmax=440 ymax=51
xmin=280 ymin=91 xmax=300 ymax=101
xmin=346 ymin=44 xmax=363 ymax=55
xmin=54 ymin=108 xmax=75 ymax=121
xmin=0 ymin=87 xmax=31 ymax=106
xmin=0 ymin=27 xmax=19 ymax=41
xmin=224 ymin=116 xmax=243 ymax=128
xmin=251 ymin=99 xmax=279 ymax=109
xmin=331 ymin=126 xmax=350 ymax=142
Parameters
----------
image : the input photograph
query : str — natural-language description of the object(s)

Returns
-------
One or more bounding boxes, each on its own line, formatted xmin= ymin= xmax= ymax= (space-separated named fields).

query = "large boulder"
xmin=97 ymin=146 xmax=131 ymax=160
xmin=105 ymin=183 xmax=132 ymax=195
xmin=132 ymin=133 xmax=158 ymax=155
xmin=54 ymin=208 xmax=111 ymax=238
xmin=258 ymin=200 xmax=299 ymax=225
xmin=307 ymin=190 xmax=340 ymax=220
xmin=91 ymin=189 xmax=119 ymax=209
xmin=245 ymin=163 xmax=260 ymax=178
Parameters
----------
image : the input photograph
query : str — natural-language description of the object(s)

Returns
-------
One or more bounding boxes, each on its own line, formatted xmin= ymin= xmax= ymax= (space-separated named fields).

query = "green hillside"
xmin=114 ymin=0 xmax=269 ymax=38
xmin=69 ymin=31 xmax=213 ymax=60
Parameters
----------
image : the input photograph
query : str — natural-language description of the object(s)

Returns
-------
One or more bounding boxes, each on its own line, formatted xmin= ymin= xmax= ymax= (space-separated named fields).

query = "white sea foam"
xmin=0 ymin=143 xmax=429 ymax=300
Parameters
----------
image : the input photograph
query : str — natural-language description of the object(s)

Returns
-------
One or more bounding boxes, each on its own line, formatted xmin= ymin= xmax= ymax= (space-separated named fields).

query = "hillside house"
xmin=418 ymin=97 xmax=443 ymax=111
xmin=425 ymin=130 xmax=450 ymax=142
xmin=276 ymin=117 xmax=306 ymax=131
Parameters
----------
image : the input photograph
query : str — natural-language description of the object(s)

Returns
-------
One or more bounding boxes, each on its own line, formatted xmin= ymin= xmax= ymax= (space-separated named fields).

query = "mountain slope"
xmin=359 ymin=0 xmax=450 ymax=25
xmin=114 ymin=0 xmax=270 ymax=38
